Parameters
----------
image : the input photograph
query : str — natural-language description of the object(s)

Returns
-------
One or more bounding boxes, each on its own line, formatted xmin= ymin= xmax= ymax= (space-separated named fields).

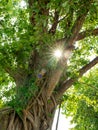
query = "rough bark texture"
xmin=0 ymin=93 xmax=57 ymax=130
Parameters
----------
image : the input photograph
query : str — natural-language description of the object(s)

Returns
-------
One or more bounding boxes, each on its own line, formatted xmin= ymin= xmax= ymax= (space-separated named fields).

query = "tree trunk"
xmin=0 ymin=90 xmax=57 ymax=130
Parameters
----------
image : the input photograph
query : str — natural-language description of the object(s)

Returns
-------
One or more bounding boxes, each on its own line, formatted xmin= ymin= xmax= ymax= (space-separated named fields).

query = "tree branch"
xmin=76 ymin=28 xmax=98 ymax=41
xmin=54 ymin=27 xmax=98 ymax=46
xmin=66 ymin=4 xmax=91 ymax=46
xmin=54 ymin=2 xmax=93 ymax=47
xmin=49 ymin=10 xmax=59 ymax=34
xmin=29 ymin=0 xmax=49 ymax=28
xmin=58 ymin=15 xmax=68 ymax=23
xmin=55 ymin=56 xmax=98 ymax=100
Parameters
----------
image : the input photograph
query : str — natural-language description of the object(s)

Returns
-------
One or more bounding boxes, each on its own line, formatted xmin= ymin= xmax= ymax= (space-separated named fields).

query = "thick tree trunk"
xmin=0 ymin=107 xmax=56 ymax=130
xmin=0 ymin=92 xmax=57 ymax=130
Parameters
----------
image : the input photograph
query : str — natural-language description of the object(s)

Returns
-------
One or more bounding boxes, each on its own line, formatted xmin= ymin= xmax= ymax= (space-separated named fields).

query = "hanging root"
xmin=0 ymin=92 xmax=57 ymax=130
xmin=7 ymin=111 xmax=15 ymax=130
xmin=22 ymin=110 xmax=28 ymax=130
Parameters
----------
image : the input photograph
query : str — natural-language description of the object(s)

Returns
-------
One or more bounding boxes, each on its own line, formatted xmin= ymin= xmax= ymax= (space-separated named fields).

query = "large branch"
xmin=55 ymin=56 xmax=98 ymax=100
xmin=66 ymin=3 xmax=91 ymax=46
xmin=76 ymin=28 xmax=98 ymax=41
xmin=46 ymin=0 xmax=92 ymax=98
xmin=55 ymin=27 xmax=98 ymax=47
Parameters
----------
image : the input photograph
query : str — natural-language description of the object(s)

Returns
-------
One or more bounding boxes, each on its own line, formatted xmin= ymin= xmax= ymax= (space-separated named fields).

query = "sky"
xmin=52 ymin=109 xmax=75 ymax=130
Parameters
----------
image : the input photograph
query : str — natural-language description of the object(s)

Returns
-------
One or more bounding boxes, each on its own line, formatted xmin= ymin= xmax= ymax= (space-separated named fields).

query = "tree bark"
xmin=0 ymin=93 xmax=57 ymax=130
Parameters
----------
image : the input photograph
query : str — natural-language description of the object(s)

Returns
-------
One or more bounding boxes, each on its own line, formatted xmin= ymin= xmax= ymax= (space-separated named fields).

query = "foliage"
xmin=62 ymin=68 xmax=98 ymax=130
xmin=8 ymin=81 xmax=38 ymax=114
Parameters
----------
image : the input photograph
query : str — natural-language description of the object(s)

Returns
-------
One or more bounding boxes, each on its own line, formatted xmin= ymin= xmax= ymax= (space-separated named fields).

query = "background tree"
xmin=0 ymin=0 xmax=98 ymax=130
xmin=62 ymin=68 xmax=98 ymax=130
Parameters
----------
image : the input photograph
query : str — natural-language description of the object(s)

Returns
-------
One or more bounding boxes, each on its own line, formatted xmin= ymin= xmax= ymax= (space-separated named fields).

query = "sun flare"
xmin=54 ymin=49 xmax=62 ymax=58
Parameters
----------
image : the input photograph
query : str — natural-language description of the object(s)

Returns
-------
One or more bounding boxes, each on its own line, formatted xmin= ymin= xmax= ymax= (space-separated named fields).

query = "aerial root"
xmin=26 ymin=111 xmax=35 ymax=127
xmin=23 ymin=114 xmax=28 ymax=130
xmin=7 ymin=111 xmax=15 ymax=130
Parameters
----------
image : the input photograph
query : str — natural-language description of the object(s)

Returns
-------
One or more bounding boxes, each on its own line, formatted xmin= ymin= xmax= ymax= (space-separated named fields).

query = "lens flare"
xmin=54 ymin=49 xmax=62 ymax=58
